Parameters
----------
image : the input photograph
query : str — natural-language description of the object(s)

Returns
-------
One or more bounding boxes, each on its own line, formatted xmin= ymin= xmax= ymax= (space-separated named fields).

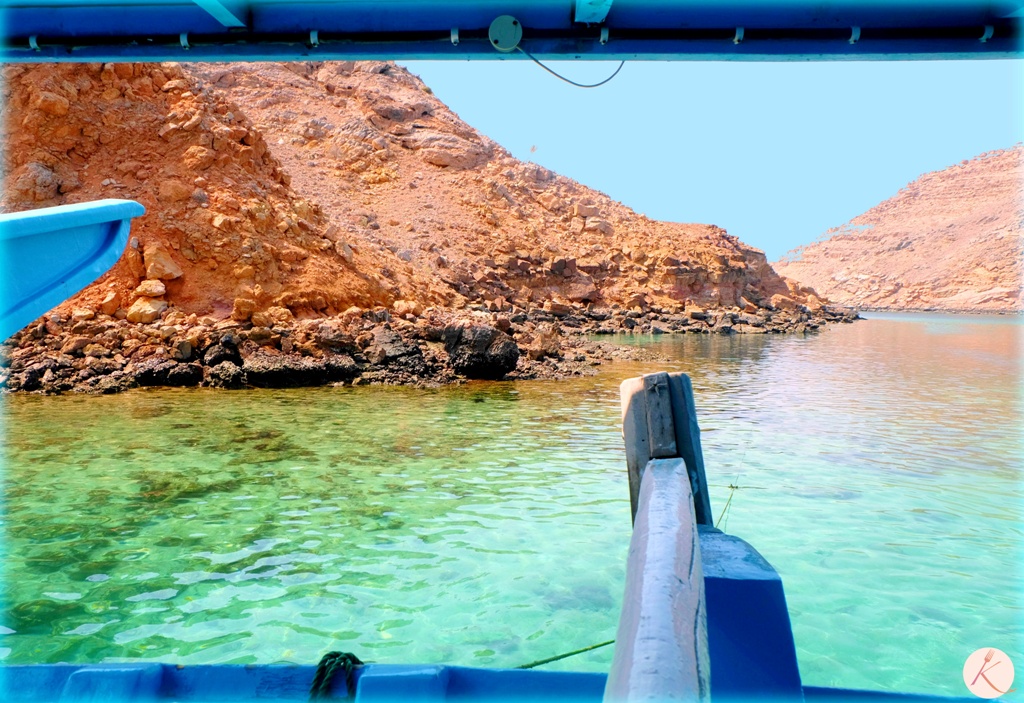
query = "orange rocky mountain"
xmin=3 ymin=61 xmax=396 ymax=322
xmin=774 ymin=146 xmax=1023 ymax=313
xmin=1 ymin=60 xmax=846 ymax=394
xmin=3 ymin=60 xmax=808 ymax=320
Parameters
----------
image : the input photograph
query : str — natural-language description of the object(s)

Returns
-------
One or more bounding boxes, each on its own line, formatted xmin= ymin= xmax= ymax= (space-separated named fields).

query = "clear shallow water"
xmin=1 ymin=312 xmax=1021 ymax=696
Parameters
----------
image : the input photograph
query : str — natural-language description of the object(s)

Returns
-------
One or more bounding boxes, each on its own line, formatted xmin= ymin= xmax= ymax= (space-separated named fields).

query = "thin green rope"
xmin=715 ymin=482 xmax=739 ymax=530
xmin=516 ymin=639 xmax=616 ymax=670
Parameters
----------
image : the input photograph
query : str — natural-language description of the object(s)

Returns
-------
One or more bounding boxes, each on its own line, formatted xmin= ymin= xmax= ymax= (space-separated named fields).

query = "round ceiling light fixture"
xmin=488 ymin=15 xmax=522 ymax=53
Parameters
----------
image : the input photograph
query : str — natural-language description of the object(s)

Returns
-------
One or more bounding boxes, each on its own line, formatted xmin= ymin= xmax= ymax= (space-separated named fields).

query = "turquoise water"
xmin=1 ymin=312 xmax=1021 ymax=697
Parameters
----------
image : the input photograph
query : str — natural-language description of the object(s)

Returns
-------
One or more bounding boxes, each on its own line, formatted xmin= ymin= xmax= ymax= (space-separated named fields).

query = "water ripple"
xmin=2 ymin=312 xmax=1020 ymax=694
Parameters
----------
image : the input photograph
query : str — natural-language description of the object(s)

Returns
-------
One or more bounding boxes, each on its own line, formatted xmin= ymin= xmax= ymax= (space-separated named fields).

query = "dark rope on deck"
xmin=309 ymin=651 xmax=363 ymax=700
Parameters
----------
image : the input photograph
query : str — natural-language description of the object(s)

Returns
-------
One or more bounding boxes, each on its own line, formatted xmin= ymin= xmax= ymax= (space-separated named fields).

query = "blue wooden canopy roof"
xmin=1 ymin=1 xmax=1022 ymax=62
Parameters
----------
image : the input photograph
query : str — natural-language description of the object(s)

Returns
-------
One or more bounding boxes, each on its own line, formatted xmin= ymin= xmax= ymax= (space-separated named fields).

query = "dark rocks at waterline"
xmin=132 ymin=358 xmax=176 ymax=386
xmin=243 ymin=353 xmax=323 ymax=388
xmin=202 ymin=339 xmax=242 ymax=367
xmin=442 ymin=323 xmax=520 ymax=380
xmin=568 ymin=304 xmax=858 ymax=335
xmin=166 ymin=362 xmax=205 ymax=387
xmin=14 ymin=358 xmax=58 ymax=392
xmin=358 ymin=327 xmax=433 ymax=381
xmin=92 ymin=372 xmax=136 ymax=395
xmin=362 ymin=328 xmax=417 ymax=365
xmin=205 ymin=361 xmax=245 ymax=389
xmin=243 ymin=352 xmax=359 ymax=388
xmin=0 ymin=303 xmax=858 ymax=394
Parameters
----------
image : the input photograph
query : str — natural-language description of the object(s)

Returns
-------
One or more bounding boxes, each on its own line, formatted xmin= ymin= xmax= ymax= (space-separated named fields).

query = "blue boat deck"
xmin=0 ymin=662 xmax=979 ymax=702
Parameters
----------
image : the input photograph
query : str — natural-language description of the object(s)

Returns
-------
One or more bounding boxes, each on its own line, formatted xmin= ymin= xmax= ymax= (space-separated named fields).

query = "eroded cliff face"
xmin=3 ymin=60 xmax=811 ymax=321
xmin=2 ymin=62 xmax=401 ymax=323
xmin=1 ymin=60 xmax=844 ymax=393
xmin=774 ymin=147 xmax=1023 ymax=312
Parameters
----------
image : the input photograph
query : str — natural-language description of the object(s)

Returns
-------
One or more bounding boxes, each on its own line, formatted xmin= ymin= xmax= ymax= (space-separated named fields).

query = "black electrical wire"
xmin=516 ymin=45 xmax=625 ymax=88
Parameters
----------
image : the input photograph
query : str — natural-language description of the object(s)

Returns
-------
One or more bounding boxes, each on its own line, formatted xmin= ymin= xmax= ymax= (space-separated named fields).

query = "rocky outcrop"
xmin=775 ymin=146 xmax=1023 ymax=312
xmin=184 ymin=61 xmax=812 ymax=316
xmin=242 ymin=350 xmax=358 ymax=388
xmin=0 ymin=61 xmax=398 ymax=324
xmin=442 ymin=323 xmax=520 ymax=380
xmin=1 ymin=60 xmax=847 ymax=394
xmin=0 ymin=302 xmax=855 ymax=394
xmin=1 ymin=61 xmax=818 ymax=331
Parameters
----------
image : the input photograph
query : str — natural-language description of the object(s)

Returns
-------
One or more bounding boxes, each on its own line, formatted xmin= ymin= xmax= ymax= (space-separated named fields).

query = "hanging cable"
xmin=515 ymin=45 xmax=625 ymax=88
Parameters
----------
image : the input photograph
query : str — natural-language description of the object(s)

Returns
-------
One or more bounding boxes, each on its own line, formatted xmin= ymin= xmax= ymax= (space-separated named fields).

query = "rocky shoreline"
xmin=0 ymin=302 xmax=858 ymax=395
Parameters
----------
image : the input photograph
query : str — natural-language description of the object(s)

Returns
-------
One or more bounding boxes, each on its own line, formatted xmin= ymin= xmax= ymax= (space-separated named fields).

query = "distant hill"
xmin=774 ymin=146 xmax=1023 ymax=312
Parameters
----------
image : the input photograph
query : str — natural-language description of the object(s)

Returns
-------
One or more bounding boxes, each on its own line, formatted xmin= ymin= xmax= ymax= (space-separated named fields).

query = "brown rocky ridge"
xmin=774 ymin=146 xmax=1023 ymax=313
xmin=1 ymin=61 xmax=854 ymax=394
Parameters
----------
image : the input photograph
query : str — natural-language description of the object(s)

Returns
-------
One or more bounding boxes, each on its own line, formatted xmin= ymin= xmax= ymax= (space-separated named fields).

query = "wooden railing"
xmin=605 ymin=372 xmax=713 ymax=702
xmin=619 ymin=373 xmax=712 ymax=527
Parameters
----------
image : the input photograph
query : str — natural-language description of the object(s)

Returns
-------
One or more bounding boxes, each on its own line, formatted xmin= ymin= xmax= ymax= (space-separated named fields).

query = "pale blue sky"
xmin=403 ymin=59 xmax=1023 ymax=261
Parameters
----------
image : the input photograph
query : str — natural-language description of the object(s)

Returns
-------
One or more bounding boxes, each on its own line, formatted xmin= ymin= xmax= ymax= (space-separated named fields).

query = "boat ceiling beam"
xmin=1 ymin=0 xmax=1020 ymax=62
xmin=575 ymin=0 xmax=614 ymax=25
xmin=192 ymin=0 xmax=248 ymax=28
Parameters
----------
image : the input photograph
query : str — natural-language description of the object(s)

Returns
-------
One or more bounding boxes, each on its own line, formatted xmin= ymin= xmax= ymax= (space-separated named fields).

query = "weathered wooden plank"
xmin=604 ymin=458 xmax=710 ymax=703
xmin=643 ymin=372 xmax=678 ymax=459
xmin=620 ymin=376 xmax=649 ymax=521
xmin=667 ymin=373 xmax=713 ymax=526
xmin=621 ymin=372 xmax=713 ymax=525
